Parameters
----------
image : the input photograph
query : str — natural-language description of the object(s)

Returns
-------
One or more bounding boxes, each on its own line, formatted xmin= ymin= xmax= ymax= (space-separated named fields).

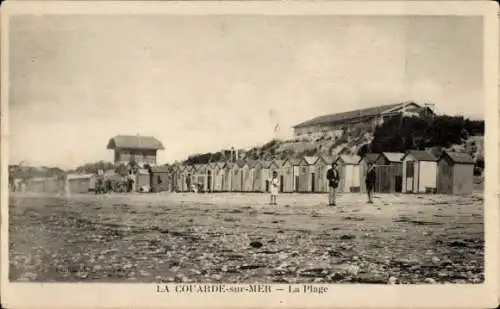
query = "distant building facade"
xmin=293 ymin=102 xmax=434 ymax=137
xmin=107 ymin=135 xmax=164 ymax=166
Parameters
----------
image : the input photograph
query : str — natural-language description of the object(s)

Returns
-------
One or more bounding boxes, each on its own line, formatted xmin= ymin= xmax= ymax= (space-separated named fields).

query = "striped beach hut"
xmin=231 ymin=160 xmax=246 ymax=192
xmin=242 ymin=160 xmax=258 ymax=192
xmin=210 ymin=162 xmax=225 ymax=192
xmin=334 ymin=154 xmax=361 ymax=193
xmin=222 ymin=162 xmax=234 ymax=192
xmin=193 ymin=164 xmax=208 ymax=192
xmin=183 ymin=165 xmax=195 ymax=192
xmin=315 ymin=155 xmax=336 ymax=193
xmin=172 ymin=164 xmax=184 ymax=192
xmin=254 ymin=160 xmax=278 ymax=192
xmin=280 ymin=158 xmax=301 ymax=192
xmin=272 ymin=159 xmax=285 ymax=192
xmin=402 ymin=150 xmax=438 ymax=193
xmin=297 ymin=156 xmax=319 ymax=192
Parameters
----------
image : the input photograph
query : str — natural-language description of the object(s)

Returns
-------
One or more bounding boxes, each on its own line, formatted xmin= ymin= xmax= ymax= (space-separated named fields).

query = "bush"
xmin=369 ymin=115 xmax=484 ymax=154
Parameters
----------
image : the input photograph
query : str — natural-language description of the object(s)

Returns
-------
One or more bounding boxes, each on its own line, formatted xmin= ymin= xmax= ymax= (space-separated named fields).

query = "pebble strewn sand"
xmin=9 ymin=192 xmax=484 ymax=284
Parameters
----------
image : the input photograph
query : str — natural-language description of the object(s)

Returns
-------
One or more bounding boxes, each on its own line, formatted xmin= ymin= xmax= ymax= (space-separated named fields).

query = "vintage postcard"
xmin=1 ymin=1 xmax=498 ymax=308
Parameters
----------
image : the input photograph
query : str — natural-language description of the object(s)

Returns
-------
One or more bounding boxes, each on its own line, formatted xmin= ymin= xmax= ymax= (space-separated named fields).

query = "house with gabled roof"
xmin=293 ymin=101 xmax=434 ymax=137
xmin=437 ymin=151 xmax=475 ymax=195
xmin=107 ymin=135 xmax=164 ymax=166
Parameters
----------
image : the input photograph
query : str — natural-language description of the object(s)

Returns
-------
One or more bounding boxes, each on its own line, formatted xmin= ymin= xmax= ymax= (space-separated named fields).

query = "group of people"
xmin=268 ymin=161 xmax=377 ymax=206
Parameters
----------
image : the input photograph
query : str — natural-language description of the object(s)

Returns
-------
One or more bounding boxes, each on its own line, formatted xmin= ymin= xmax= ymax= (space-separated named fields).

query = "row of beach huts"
xmin=16 ymin=149 xmax=475 ymax=195
xmin=166 ymin=150 xmax=476 ymax=195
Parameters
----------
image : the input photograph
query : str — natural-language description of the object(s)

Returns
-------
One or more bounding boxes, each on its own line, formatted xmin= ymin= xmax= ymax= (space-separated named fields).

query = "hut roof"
xmin=259 ymin=160 xmax=273 ymax=169
xmin=216 ymin=162 xmax=226 ymax=168
xmin=194 ymin=164 xmax=207 ymax=172
xmin=380 ymin=152 xmax=405 ymax=163
xmin=107 ymin=135 xmax=164 ymax=150
xmin=303 ymin=156 xmax=319 ymax=165
xmin=273 ymin=159 xmax=285 ymax=167
xmin=246 ymin=160 xmax=259 ymax=168
xmin=151 ymin=166 xmax=171 ymax=173
xmin=440 ymin=151 xmax=474 ymax=164
xmin=66 ymin=174 xmax=93 ymax=180
xmin=361 ymin=153 xmax=380 ymax=163
xmin=235 ymin=160 xmax=246 ymax=168
xmin=337 ymin=154 xmax=361 ymax=165
xmin=403 ymin=150 xmax=438 ymax=162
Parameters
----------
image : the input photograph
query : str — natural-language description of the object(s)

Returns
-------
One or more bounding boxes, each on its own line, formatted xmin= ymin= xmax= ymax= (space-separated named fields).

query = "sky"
xmin=9 ymin=15 xmax=483 ymax=169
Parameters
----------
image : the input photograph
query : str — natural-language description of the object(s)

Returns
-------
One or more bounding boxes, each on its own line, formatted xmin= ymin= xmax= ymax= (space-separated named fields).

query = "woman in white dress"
xmin=270 ymin=171 xmax=280 ymax=205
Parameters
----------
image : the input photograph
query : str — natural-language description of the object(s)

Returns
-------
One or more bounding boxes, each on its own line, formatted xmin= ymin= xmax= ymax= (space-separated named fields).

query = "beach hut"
xmin=205 ymin=162 xmax=216 ymax=192
xmin=437 ymin=151 xmax=474 ymax=195
xmin=335 ymin=154 xmax=361 ymax=193
xmin=373 ymin=152 xmax=404 ymax=193
xmin=313 ymin=155 xmax=335 ymax=193
xmin=297 ymin=156 xmax=319 ymax=192
xmin=135 ymin=168 xmax=151 ymax=192
xmin=402 ymin=150 xmax=438 ymax=193
xmin=210 ymin=162 xmax=225 ymax=192
xmin=183 ymin=165 xmax=195 ymax=192
xmin=280 ymin=158 xmax=301 ymax=193
xmin=222 ymin=162 xmax=234 ymax=192
xmin=242 ymin=160 xmax=258 ymax=192
xmin=271 ymin=159 xmax=285 ymax=192
xmin=171 ymin=165 xmax=183 ymax=192
xmin=230 ymin=160 xmax=246 ymax=192
xmin=253 ymin=160 xmax=276 ymax=192
xmin=66 ymin=174 xmax=93 ymax=194
xmin=193 ymin=164 xmax=208 ymax=192
xmin=253 ymin=161 xmax=266 ymax=192
xmin=359 ymin=153 xmax=380 ymax=193
xmin=151 ymin=166 xmax=171 ymax=192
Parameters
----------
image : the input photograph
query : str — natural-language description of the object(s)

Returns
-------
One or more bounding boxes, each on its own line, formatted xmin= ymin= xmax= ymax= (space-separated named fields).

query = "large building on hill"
xmin=292 ymin=101 xmax=434 ymax=137
xmin=107 ymin=135 xmax=164 ymax=166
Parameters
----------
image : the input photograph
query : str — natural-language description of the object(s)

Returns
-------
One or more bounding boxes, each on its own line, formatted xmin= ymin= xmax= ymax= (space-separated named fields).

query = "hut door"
xmin=295 ymin=176 xmax=299 ymax=192
xmin=207 ymin=171 xmax=212 ymax=192
xmin=406 ymin=161 xmax=415 ymax=192
xmin=311 ymin=173 xmax=316 ymax=192
xmin=265 ymin=180 xmax=270 ymax=192
xmin=395 ymin=176 xmax=402 ymax=192
xmin=280 ymin=175 xmax=284 ymax=192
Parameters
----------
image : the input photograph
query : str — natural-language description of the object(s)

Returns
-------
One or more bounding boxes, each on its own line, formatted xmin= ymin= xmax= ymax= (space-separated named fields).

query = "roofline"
xmin=293 ymin=101 xmax=426 ymax=129
xmin=401 ymin=151 xmax=438 ymax=162
xmin=438 ymin=151 xmax=475 ymax=165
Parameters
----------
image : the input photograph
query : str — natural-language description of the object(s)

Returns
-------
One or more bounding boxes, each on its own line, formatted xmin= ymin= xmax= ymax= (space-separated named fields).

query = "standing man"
xmin=326 ymin=161 xmax=340 ymax=206
xmin=365 ymin=162 xmax=376 ymax=203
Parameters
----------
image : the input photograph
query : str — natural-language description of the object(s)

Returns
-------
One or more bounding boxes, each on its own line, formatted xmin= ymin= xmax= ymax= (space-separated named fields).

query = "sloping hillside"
xmin=237 ymin=115 xmax=484 ymax=163
xmin=180 ymin=114 xmax=484 ymax=170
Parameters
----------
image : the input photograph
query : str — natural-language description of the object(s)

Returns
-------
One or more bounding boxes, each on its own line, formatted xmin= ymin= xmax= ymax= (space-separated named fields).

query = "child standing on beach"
xmin=270 ymin=171 xmax=280 ymax=205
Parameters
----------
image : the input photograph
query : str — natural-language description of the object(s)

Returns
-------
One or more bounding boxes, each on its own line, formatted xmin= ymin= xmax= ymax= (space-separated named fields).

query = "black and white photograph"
xmin=1 ymin=1 xmax=498 ymax=308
